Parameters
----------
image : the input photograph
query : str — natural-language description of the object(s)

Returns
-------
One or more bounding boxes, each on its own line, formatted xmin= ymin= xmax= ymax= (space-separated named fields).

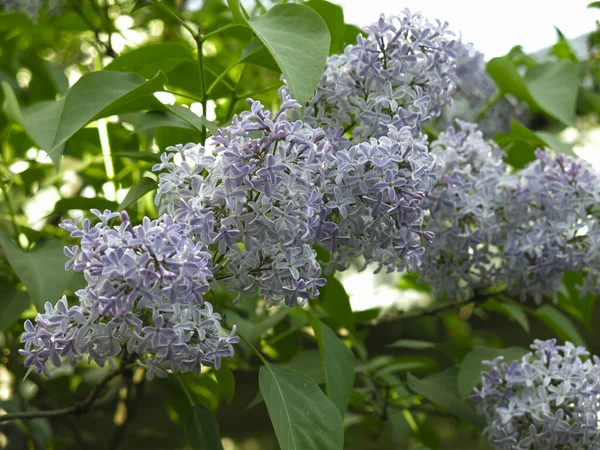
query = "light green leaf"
xmin=185 ymin=404 xmax=224 ymax=450
xmin=406 ymin=368 xmax=484 ymax=429
xmin=259 ymin=364 xmax=344 ymax=450
xmin=248 ymin=4 xmax=330 ymax=104
xmin=535 ymin=304 xmax=586 ymax=347
xmin=52 ymin=197 xmax=119 ymax=214
xmin=239 ymin=40 xmax=280 ymax=73
xmin=1 ymin=81 xmax=24 ymax=124
xmin=303 ymin=311 xmax=354 ymax=415
xmin=227 ymin=0 xmax=248 ymax=25
xmin=486 ymin=57 xmax=534 ymax=104
xmin=133 ymin=111 xmax=196 ymax=132
xmin=319 ymin=275 xmax=355 ymax=333
xmin=0 ymin=288 xmax=30 ymax=330
xmin=0 ymin=234 xmax=75 ymax=311
xmin=118 ymin=177 xmax=157 ymax=211
xmin=284 ymin=350 xmax=326 ymax=385
xmin=458 ymin=347 xmax=528 ymax=401
xmin=526 ymin=61 xmax=578 ymax=126
xmin=162 ymin=104 xmax=218 ymax=136
xmin=105 ymin=43 xmax=195 ymax=79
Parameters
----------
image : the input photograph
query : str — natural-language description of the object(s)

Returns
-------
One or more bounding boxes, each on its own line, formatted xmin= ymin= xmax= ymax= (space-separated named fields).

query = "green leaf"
xmin=487 ymin=57 xmax=534 ymax=104
xmin=558 ymin=271 xmax=597 ymax=329
xmin=303 ymin=311 xmax=354 ymax=415
xmin=163 ymin=104 xmax=218 ymax=136
xmin=52 ymin=197 xmax=119 ymax=214
xmin=590 ymin=1 xmax=600 ymax=7
xmin=105 ymin=43 xmax=195 ymax=79
xmin=535 ymin=304 xmax=586 ymax=347
xmin=185 ymin=404 xmax=224 ymax=450
xmin=259 ymin=364 xmax=344 ymax=450
xmin=305 ymin=0 xmax=345 ymax=54
xmin=248 ymin=4 xmax=330 ymax=104
xmin=535 ymin=131 xmax=576 ymax=156
xmin=0 ymin=288 xmax=30 ymax=330
xmin=526 ymin=61 xmax=578 ymax=126
xmin=406 ymin=368 xmax=484 ymax=429
xmin=343 ymin=24 xmax=364 ymax=46
xmin=130 ymin=0 xmax=152 ymax=13
xmin=227 ymin=0 xmax=248 ymax=24
xmin=319 ymin=275 xmax=355 ymax=333
xmin=483 ymin=299 xmax=529 ymax=333
xmin=1 ymin=81 xmax=24 ymax=124
xmin=284 ymin=350 xmax=326 ymax=384
xmin=133 ymin=111 xmax=196 ymax=132
xmin=0 ymin=234 xmax=75 ymax=311
xmin=214 ymin=361 xmax=235 ymax=407
xmin=118 ymin=177 xmax=157 ymax=210
xmin=14 ymin=71 xmax=166 ymax=167
xmin=239 ymin=40 xmax=280 ymax=73
xmin=458 ymin=346 xmax=528 ymax=401
xmin=387 ymin=339 xmax=437 ymax=350
xmin=494 ymin=121 xmax=546 ymax=169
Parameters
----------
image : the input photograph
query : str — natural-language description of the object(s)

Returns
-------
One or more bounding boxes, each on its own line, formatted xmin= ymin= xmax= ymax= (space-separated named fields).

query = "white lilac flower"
xmin=302 ymin=10 xmax=457 ymax=147
xmin=437 ymin=41 xmax=529 ymax=137
xmin=19 ymin=209 xmax=238 ymax=379
xmin=471 ymin=339 xmax=600 ymax=449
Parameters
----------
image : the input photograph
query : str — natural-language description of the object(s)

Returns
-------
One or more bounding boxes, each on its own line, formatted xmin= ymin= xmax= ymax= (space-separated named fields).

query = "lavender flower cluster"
xmin=436 ymin=41 xmax=529 ymax=136
xmin=20 ymin=209 xmax=238 ymax=379
xmin=422 ymin=122 xmax=600 ymax=302
xmin=302 ymin=9 xmax=457 ymax=147
xmin=471 ymin=339 xmax=600 ymax=449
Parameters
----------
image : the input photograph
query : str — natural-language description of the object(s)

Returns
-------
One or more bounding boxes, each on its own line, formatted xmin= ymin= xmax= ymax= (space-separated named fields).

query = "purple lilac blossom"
xmin=471 ymin=339 xmax=600 ymax=449
xmin=437 ymin=41 xmax=529 ymax=137
xmin=19 ymin=209 xmax=238 ymax=379
xmin=318 ymin=124 xmax=437 ymax=273
xmin=153 ymin=89 xmax=329 ymax=307
xmin=301 ymin=10 xmax=457 ymax=147
xmin=422 ymin=122 xmax=600 ymax=303
xmin=420 ymin=121 xmax=509 ymax=299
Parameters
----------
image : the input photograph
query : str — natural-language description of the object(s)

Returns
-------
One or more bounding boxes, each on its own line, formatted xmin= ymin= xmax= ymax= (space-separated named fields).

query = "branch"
xmin=365 ymin=294 xmax=490 ymax=329
xmin=0 ymin=367 xmax=123 ymax=423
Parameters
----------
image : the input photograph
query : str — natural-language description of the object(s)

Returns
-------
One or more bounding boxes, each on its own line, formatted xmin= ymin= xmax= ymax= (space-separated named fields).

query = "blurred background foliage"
xmin=1 ymin=0 xmax=600 ymax=449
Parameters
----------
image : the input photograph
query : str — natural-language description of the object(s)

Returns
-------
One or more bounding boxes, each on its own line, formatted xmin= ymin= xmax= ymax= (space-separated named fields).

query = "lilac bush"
xmin=471 ymin=339 xmax=600 ymax=449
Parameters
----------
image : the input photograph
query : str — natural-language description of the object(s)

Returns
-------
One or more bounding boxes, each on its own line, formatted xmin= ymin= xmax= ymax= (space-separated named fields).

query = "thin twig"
xmin=0 ymin=367 xmax=123 ymax=423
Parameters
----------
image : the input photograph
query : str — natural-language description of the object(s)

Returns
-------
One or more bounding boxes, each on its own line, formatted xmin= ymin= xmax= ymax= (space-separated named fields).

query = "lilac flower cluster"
xmin=437 ymin=41 xmax=529 ymax=136
xmin=420 ymin=121 xmax=509 ymax=299
xmin=302 ymin=10 xmax=457 ymax=146
xmin=422 ymin=122 xmax=600 ymax=302
xmin=154 ymin=91 xmax=330 ymax=307
xmin=20 ymin=209 xmax=238 ymax=379
xmin=471 ymin=339 xmax=600 ymax=449
xmin=318 ymin=125 xmax=436 ymax=273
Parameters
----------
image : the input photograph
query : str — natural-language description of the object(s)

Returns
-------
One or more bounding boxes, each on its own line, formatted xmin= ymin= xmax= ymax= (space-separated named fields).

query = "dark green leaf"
xmin=0 ymin=233 xmax=75 ymax=311
xmin=303 ymin=311 xmax=354 ymax=415
xmin=319 ymin=275 xmax=355 ymax=333
xmin=558 ymin=271 xmax=597 ymax=329
xmin=589 ymin=1 xmax=600 ymax=8
xmin=483 ymin=300 xmax=529 ymax=333
xmin=343 ymin=24 xmax=364 ymax=46
xmin=133 ymin=111 xmax=196 ymax=132
xmin=284 ymin=350 xmax=326 ymax=384
xmin=239 ymin=40 xmax=281 ymax=73
xmin=487 ymin=57 xmax=534 ymax=104
xmin=387 ymin=339 xmax=437 ymax=350
xmin=0 ymin=288 xmax=30 ymax=330
xmin=259 ymin=364 xmax=344 ymax=450
xmin=118 ymin=177 xmax=157 ymax=210
xmin=305 ymin=0 xmax=345 ymax=54
xmin=53 ymin=197 xmax=119 ymax=214
xmin=163 ymin=104 xmax=218 ymax=136
xmin=406 ymin=368 xmax=484 ymax=429
xmin=248 ymin=4 xmax=330 ymax=104
xmin=458 ymin=347 xmax=528 ymax=400
xmin=214 ymin=361 xmax=235 ymax=407
xmin=535 ymin=304 xmax=586 ymax=347
xmin=185 ymin=404 xmax=224 ymax=450
xmin=375 ymin=356 xmax=438 ymax=376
